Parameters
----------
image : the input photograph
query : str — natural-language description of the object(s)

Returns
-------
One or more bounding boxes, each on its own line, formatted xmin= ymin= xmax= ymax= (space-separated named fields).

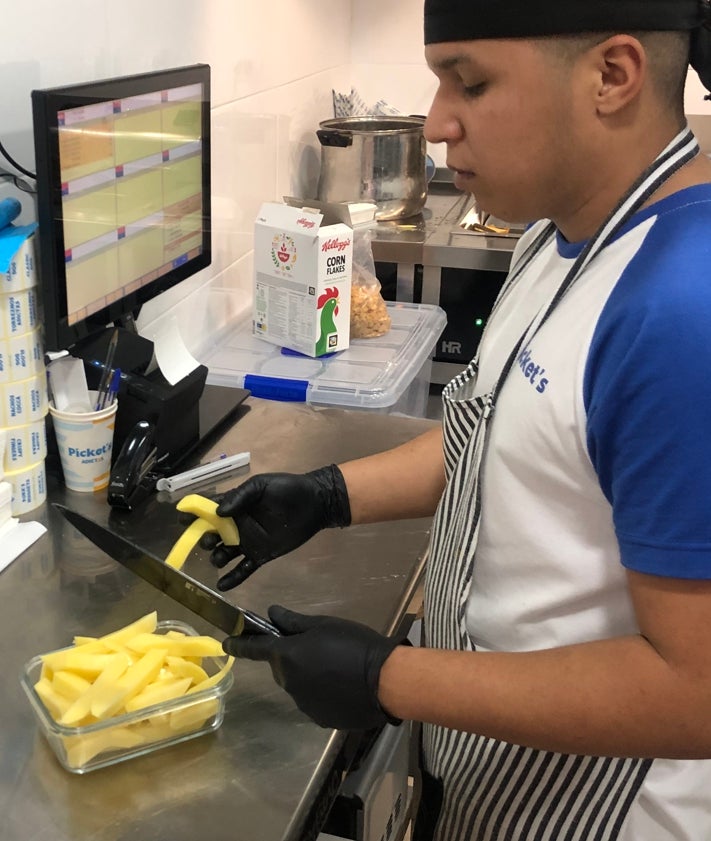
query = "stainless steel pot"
xmin=316 ymin=115 xmax=427 ymax=221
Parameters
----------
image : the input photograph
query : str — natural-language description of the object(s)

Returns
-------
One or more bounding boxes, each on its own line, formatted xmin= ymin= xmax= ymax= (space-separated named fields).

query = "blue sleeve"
xmin=584 ymin=208 xmax=711 ymax=579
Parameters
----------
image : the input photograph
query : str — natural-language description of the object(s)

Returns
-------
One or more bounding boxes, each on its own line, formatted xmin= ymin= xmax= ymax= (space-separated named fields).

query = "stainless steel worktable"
xmin=1 ymin=398 xmax=436 ymax=841
xmin=370 ymin=177 xmax=518 ymax=273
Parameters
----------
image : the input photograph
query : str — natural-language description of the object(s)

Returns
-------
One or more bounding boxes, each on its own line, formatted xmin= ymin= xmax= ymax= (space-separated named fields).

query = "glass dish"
xmin=20 ymin=619 xmax=234 ymax=774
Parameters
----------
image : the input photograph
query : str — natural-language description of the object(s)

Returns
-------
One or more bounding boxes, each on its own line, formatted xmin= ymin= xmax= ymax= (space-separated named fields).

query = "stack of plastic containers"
xmin=0 ymin=204 xmax=48 ymax=517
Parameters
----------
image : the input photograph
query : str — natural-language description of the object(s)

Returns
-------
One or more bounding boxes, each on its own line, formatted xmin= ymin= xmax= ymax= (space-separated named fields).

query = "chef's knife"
xmin=54 ymin=504 xmax=280 ymax=637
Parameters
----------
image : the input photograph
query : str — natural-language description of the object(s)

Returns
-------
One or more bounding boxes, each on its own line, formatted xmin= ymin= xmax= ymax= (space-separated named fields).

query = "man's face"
xmin=424 ymin=38 xmax=589 ymax=225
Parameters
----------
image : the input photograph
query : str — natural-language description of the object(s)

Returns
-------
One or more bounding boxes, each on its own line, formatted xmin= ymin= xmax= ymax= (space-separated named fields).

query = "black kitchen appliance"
xmin=371 ymin=175 xmax=519 ymax=386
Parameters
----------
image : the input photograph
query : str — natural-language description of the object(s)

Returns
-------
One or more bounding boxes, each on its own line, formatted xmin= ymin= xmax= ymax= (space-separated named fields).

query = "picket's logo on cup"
xmin=67 ymin=442 xmax=112 ymax=463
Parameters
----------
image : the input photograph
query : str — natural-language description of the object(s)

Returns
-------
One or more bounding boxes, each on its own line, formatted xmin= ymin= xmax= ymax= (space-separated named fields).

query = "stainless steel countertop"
xmin=370 ymin=179 xmax=518 ymax=272
xmin=1 ymin=399 xmax=436 ymax=841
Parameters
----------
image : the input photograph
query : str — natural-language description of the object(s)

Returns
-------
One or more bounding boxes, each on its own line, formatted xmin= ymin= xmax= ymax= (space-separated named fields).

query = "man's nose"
xmin=424 ymin=94 xmax=461 ymax=145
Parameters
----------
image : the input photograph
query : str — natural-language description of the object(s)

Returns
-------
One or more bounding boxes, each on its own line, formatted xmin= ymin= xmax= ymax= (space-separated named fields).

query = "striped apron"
xmin=419 ymin=128 xmax=700 ymax=841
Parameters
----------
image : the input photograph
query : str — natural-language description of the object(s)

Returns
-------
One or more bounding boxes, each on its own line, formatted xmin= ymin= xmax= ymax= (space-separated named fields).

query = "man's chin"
xmin=471 ymin=198 xmax=533 ymax=228
xmin=452 ymin=170 xmax=476 ymax=192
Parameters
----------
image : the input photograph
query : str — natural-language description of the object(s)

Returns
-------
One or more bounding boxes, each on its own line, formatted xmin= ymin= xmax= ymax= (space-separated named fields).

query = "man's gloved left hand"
xmin=223 ymin=605 xmax=402 ymax=730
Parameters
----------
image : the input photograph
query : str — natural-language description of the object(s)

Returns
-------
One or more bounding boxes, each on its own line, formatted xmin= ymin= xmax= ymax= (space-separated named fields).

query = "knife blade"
xmin=54 ymin=504 xmax=279 ymax=637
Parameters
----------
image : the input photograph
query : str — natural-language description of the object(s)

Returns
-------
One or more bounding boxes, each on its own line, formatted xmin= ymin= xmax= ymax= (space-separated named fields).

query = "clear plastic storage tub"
xmin=201 ymin=302 xmax=446 ymax=417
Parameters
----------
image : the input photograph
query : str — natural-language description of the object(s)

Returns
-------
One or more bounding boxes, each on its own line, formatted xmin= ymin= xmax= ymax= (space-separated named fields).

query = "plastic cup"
xmin=48 ymin=391 xmax=117 ymax=492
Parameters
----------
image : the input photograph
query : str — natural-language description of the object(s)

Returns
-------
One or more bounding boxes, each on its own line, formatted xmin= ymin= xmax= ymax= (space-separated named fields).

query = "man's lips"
xmin=450 ymin=167 xmax=476 ymax=190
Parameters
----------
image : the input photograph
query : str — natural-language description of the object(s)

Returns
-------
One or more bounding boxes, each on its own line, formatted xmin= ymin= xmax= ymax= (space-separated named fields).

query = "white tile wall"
xmin=1 ymin=1 xmax=709 ymax=354
xmin=0 ymin=0 xmax=352 ymax=354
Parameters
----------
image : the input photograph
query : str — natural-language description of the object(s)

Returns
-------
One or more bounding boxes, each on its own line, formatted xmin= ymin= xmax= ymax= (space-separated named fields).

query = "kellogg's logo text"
xmin=321 ymin=237 xmax=351 ymax=253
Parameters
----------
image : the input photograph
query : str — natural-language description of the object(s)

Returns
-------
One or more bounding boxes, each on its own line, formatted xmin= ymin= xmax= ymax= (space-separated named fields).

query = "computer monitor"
xmin=32 ymin=63 xmax=211 ymax=352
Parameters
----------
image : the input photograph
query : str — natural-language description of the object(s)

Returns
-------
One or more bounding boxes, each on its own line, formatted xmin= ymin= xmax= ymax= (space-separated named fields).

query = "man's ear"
xmin=590 ymin=35 xmax=646 ymax=116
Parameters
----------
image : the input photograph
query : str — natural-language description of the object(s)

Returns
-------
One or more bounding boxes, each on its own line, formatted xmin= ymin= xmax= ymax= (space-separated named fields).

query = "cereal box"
xmin=253 ymin=202 xmax=352 ymax=357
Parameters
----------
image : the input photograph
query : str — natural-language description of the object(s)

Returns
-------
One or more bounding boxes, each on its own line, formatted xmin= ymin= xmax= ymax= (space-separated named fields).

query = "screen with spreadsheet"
xmin=32 ymin=64 xmax=211 ymax=351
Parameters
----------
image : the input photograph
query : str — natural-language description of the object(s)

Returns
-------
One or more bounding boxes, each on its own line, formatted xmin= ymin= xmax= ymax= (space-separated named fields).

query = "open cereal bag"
xmin=351 ymin=225 xmax=391 ymax=339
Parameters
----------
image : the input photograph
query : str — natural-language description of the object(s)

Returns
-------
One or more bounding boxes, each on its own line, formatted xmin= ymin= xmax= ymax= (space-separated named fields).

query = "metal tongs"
xmin=459 ymin=203 xmax=511 ymax=235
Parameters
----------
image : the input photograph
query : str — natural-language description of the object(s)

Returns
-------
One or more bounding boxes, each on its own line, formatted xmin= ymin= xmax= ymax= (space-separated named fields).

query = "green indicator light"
xmin=475 ymin=318 xmax=484 ymax=327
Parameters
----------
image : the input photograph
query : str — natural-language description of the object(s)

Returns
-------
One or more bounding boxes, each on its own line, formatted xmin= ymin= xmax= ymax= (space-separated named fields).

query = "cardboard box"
xmin=253 ymin=201 xmax=353 ymax=357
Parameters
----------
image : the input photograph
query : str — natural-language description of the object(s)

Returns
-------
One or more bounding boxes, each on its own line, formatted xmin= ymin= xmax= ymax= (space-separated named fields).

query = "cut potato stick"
xmin=32 ymin=612 xmax=233 ymax=772
xmin=34 ymin=678 xmax=73 ymax=720
xmin=126 ymin=633 xmax=224 ymax=658
xmin=166 ymin=656 xmax=209 ymax=684
xmin=164 ymin=494 xmax=240 ymax=570
xmin=60 ymin=654 xmax=131 ymax=726
xmin=42 ymin=651 xmax=125 ymax=679
xmin=125 ymin=677 xmax=192 ymax=713
xmin=64 ymin=726 xmax=145 ymax=767
xmin=52 ymin=670 xmax=92 ymax=701
xmin=100 ymin=611 xmax=157 ymax=645
xmin=175 ymin=495 xmax=239 ymax=546
xmin=164 ymin=518 xmax=214 ymax=570
xmin=90 ymin=647 xmax=167 ymax=720
xmin=169 ymin=698 xmax=219 ymax=732
xmin=190 ymin=656 xmax=235 ymax=693
xmin=73 ymin=635 xmax=98 ymax=646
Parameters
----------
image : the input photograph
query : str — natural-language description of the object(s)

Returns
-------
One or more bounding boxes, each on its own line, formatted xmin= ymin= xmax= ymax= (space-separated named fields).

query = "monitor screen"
xmin=32 ymin=64 xmax=211 ymax=351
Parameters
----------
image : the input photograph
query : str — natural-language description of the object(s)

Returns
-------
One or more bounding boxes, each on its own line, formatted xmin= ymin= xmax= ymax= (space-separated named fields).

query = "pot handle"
xmin=316 ymin=129 xmax=353 ymax=148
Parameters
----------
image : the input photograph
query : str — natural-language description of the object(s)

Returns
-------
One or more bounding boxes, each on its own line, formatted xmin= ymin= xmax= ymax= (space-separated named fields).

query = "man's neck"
xmin=555 ymin=130 xmax=711 ymax=243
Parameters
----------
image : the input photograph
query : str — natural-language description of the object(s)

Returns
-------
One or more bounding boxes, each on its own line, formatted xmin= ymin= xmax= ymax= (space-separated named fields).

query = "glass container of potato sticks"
xmin=20 ymin=620 xmax=234 ymax=774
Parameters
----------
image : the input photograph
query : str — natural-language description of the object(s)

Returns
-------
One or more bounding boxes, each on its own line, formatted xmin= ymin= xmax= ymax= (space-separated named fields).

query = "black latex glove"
xmin=224 ymin=605 xmax=402 ymax=730
xmin=209 ymin=464 xmax=351 ymax=591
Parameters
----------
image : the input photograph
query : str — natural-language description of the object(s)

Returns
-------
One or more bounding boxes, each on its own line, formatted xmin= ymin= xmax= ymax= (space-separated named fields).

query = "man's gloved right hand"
xmin=209 ymin=463 xmax=351 ymax=591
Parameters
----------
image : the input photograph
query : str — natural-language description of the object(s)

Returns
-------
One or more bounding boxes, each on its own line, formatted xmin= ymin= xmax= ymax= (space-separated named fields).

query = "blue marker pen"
xmin=107 ymin=368 xmax=122 ymax=406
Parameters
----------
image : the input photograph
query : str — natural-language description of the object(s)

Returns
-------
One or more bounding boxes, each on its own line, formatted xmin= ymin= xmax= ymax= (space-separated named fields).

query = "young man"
xmin=215 ymin=2 xmax=711 ymax=838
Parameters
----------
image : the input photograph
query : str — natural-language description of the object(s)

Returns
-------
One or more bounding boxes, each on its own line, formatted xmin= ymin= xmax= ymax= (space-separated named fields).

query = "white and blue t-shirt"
xmin=466 ymin=183 xmax=711 ymax=840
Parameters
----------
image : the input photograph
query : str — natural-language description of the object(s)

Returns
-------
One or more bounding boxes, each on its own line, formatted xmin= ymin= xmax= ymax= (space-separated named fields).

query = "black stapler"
xmin=108 ymin=420 xmax=159 ymax=510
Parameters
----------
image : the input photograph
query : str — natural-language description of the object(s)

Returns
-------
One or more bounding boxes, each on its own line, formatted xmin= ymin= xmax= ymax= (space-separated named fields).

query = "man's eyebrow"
xmin=428 ymin=53 xmax=473 ymax=72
